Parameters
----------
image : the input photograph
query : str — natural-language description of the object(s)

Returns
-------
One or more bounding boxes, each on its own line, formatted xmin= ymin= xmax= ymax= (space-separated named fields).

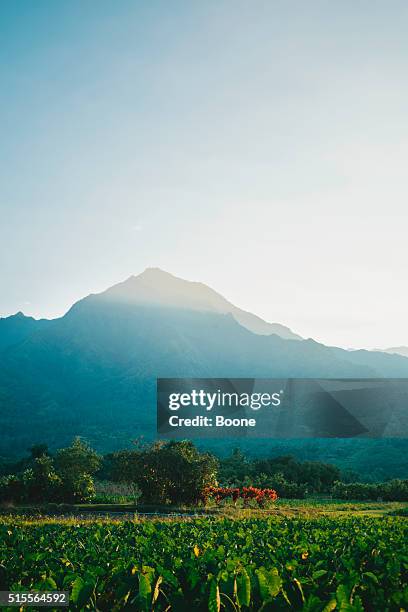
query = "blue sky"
xmin=1 ymin=1 xmax=408 ymax=349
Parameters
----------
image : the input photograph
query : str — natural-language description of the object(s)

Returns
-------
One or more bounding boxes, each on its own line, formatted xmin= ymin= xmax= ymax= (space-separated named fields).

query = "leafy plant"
xmin=1 ymin=514 xmax=407 ymax=610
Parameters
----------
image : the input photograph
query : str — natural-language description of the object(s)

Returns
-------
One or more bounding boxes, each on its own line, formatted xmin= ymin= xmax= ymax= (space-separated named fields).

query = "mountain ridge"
xmin=94 ymin=267 xmax=302 ymax=341
xmin=382 ymin=346 xmax=408 ymax=358
xmin=1 ymin=268 xmax=408 ymax=460
xmin=0 ymin=311 xmax=51 ymax=352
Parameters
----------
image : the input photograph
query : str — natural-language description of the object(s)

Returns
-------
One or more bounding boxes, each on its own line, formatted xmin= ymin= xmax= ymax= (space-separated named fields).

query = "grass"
xmin=1 ymin=497 xmax=407 ymax=523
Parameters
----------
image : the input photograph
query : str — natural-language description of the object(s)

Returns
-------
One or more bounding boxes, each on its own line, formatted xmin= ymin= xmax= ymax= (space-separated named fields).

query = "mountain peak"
xmin=139 ymin=266 xmax=171 ymax=277
xmin=101 ymin=268 xmax=227 ymax=310
xmin=0 ymin=311 xmax=50 ymax=352
xmin=135 ymin=267 xmax=191 ymax=285
xmin=1 ymin=311 xmax=29 ymax=321
xmin=95 ymin=268 xmax=301 ymax=341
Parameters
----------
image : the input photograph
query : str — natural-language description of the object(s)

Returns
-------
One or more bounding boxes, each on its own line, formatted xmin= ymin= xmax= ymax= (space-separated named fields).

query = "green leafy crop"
xmin=0 ymin=515 xmax=407 ymax=610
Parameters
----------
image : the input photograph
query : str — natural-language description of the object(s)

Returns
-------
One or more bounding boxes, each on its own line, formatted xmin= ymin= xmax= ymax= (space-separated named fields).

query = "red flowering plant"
xmin=241 ymin=486 xmax=278 ymax=507
xmin=203 ymin=485 xmax=278 ymax=507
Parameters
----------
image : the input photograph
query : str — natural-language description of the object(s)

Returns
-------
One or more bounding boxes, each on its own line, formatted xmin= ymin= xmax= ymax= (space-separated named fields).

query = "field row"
xmin=1 ymin=515 xmax=408 ymax=610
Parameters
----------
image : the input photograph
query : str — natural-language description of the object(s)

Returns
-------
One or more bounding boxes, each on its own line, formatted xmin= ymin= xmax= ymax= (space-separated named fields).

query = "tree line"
xmin=1 ymin=439 xmax=407 ymax=505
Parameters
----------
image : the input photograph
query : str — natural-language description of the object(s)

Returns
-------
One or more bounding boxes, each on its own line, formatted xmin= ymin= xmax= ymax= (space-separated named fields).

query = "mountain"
xmin=92 ymin=267 xmax=301 ymax=340
xmin=0 ymin=312 xmax=50 ymax=352
xmin=383 ymin=346 xmax=408 ymax=358
xmin=1 ymin=268 xmax=408 ymax=473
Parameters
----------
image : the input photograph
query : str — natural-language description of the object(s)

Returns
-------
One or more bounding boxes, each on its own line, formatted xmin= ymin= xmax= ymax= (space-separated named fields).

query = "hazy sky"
xmin=1 ymin=1 xmax=408 ymax=350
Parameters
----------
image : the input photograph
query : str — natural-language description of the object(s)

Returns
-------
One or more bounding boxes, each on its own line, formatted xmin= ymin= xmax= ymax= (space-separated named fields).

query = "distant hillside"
xmin=383 ymin=346 xmax=408 ymax=358
xmin=1 ymin=269 xmax=408 ymax=475
xmin=0 ymin=311 xmax=51 ymax=352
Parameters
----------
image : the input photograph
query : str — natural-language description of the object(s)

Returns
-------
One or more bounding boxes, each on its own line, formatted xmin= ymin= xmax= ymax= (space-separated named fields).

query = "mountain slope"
xmin=1 ymin=269 xmax=408 ymax=459
xmin=0 ymin=312 xmax=51 ymax=352
xmin=383 ymin=346 xmax=408 ymax=358
xmin=0 ymin=301 xmax=375 ymax=456
xmin=94 ymin=268 xmax=301 ymax=340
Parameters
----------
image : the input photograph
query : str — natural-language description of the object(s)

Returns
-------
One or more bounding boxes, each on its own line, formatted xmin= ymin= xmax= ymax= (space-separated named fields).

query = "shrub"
xmin=331 ymin=479 xmax=408 ymax=501
xmin=204 ymin=486 xmax=278 ymax=507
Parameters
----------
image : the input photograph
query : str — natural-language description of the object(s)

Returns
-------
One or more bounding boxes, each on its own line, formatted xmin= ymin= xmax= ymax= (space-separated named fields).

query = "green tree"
xmin=23 ymin=455 xmax=62 ymax=502
xmin=54 ymin=438 xmax=101 ymax=502
xmin=108 ymin=440 xmax=218 ymax=505
xmin=104 ymin=449 xmax=142 ymax=484
xmin=55 ymin=437 xmax=100 ymax=477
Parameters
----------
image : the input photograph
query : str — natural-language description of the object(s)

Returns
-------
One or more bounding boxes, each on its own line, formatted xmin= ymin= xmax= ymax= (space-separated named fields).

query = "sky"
xmin=1 ymin=0 xmax=408 ymax=350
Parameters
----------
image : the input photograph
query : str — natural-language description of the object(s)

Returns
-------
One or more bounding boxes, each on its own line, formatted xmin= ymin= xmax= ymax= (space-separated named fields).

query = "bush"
xmin=250 ymin=473 xmax=307 ymax=499
xmin=331 ymin=479 xmax=408 ymax=501
xmin=204 ymin=486 xmax=278 ymax=507
xmin=381 ymin=479 xmax=408 ymax=501
xmin=219 ymin=452 xmax=340 ymax=494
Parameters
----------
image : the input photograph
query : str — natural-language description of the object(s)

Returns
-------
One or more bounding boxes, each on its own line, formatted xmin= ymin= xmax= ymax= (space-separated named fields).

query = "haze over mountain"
xmin=93 ymin=267 xmax=301 ymax=340
xmin=1 ymin=268 xmax=408 ymax=476
xmin=382 ymin=347 xmax=408 ymax=358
